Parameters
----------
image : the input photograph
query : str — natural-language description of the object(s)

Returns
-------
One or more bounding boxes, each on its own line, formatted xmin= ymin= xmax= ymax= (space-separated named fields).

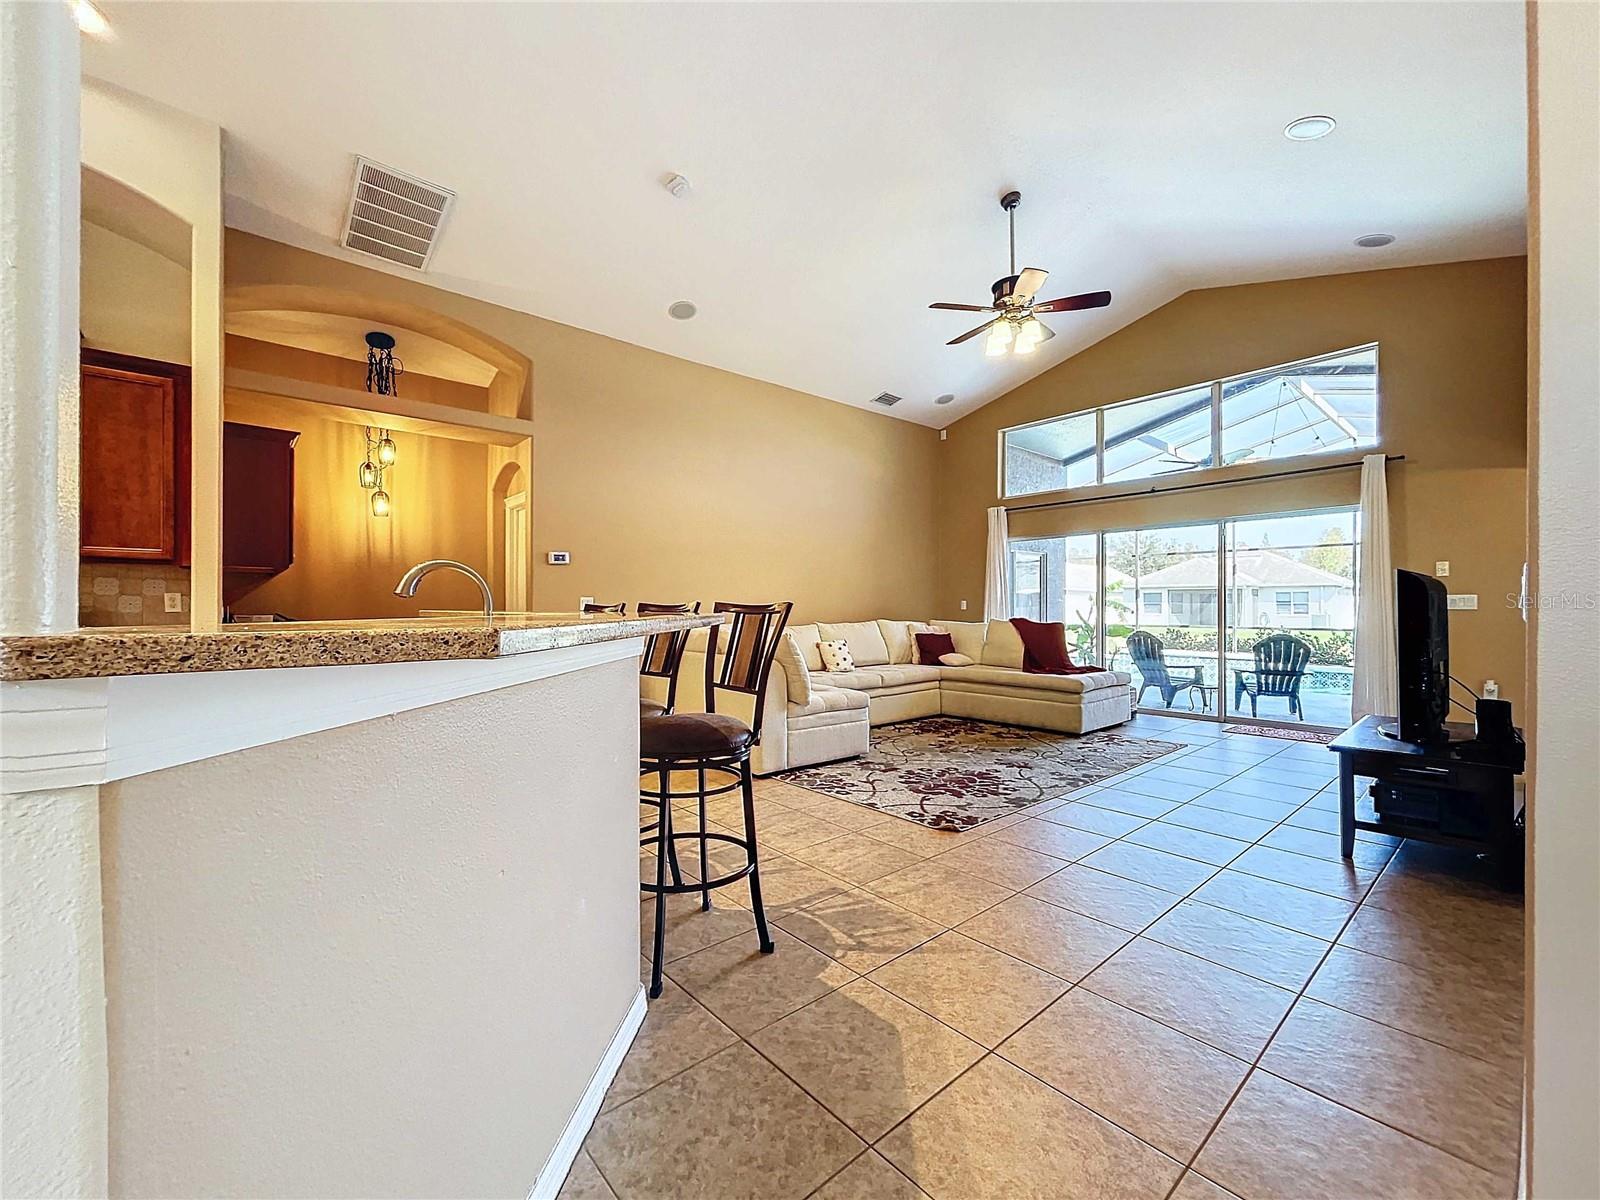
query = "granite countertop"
xmin=0 ymin=612 xmax=720 ymax=682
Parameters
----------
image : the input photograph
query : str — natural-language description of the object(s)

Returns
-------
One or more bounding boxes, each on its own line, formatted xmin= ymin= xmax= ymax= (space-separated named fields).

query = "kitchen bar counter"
xmin=0 ymin=611 xmax=719 ymax=681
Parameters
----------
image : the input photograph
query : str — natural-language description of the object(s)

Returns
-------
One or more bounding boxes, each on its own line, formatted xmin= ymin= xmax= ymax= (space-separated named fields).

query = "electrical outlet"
xmin=939 ymin=429 xmax=948 ymax=441
xmin=579 ymin=596 xmax=594 ymax=610
xmin=1484 ymin=678 xmax=1500 ymax=699
xmin=1435 ymin=561 xmax=1450 ymax=577
xmin=163 ymin=592 xmax=183 ymax=613
xmin=1445 ymin=593 xmax=1478 ymax=610
xmin=959 ymin=599 xmax=968 ymax=611
xmin=546 ymin=551 xmax=571 ymax=565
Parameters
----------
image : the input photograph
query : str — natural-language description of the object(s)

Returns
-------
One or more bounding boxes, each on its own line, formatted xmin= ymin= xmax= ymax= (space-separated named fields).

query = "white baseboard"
xmin=528 ymin=985 xmax=647 ymax=1200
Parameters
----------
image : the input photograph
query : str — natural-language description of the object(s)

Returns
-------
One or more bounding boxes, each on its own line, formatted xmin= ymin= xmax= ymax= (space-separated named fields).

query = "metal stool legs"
xmin=740 ymin=758 xmax=774 ymax=954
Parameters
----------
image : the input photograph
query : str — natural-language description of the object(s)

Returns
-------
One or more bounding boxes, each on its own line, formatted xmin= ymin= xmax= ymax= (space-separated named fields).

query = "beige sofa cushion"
xmin=980 ymin=619 xmax=1025 ymax=668
xmin=786 ymin=623 xmax=825 ymax=672
xmin=877 ymin=620 xmax=915 ymax=664
xmin=819 ymin=621 xmax=890 ymax=666
xmin=775 ymin=632 xmax=814 ymax=705
xmin=940 ymin=664 xmax=1130 ymax=694
xmin=935 ymin=619 xmax=989 ymax=662
xmin=789 ymin=686 xmax=869 ymax=718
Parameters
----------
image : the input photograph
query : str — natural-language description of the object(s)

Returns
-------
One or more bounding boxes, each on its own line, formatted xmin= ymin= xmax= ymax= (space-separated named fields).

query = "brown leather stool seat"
xmin=640 ymin=712 xmax=754 ymax=758
xmin=639 ymin=697 xmax=667 ymax=720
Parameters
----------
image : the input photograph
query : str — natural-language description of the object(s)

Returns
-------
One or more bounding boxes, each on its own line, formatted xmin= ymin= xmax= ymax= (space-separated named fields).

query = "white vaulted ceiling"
xmin=84 ymin=2 xmax=1526 ymax=426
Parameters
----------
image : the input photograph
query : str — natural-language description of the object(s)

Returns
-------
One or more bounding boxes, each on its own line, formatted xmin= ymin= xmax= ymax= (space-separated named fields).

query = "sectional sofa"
xmin=668 ymin=617 xmax=1132 ymax=775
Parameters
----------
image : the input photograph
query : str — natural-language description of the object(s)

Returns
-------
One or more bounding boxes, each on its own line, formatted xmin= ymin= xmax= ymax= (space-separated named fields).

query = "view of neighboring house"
xmin=1135 ymin=548 xmax=1355 ymax=631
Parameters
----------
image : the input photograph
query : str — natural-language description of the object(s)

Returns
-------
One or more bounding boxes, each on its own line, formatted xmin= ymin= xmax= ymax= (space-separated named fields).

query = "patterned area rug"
xmin=782 ymin=717 xmax=1180 ymax=832
xmin=1223 ymin=724 xmax=1335 ymax=743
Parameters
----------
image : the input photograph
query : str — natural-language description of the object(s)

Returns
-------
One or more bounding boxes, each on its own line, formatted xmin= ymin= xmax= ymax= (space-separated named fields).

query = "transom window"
xmin=1000 ymin=344 xmax=1379 ymax=498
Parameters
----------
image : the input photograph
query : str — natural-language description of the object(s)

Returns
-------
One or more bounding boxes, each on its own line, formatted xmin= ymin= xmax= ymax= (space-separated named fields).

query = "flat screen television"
xmin=1394 ymin=568 xmax=1450 ymax=744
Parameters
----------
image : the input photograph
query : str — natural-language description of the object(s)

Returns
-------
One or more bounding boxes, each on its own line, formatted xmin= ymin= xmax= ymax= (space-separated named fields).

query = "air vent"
xmin=340 ymin=157 xmax=455 ymax=271
xmin=871 ymin=392 xmax=902 ymax=407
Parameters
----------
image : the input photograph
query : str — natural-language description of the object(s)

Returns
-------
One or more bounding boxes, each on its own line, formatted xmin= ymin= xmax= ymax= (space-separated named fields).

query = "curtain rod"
xmin=1005 ymin=454 xmax=1406 ymax=514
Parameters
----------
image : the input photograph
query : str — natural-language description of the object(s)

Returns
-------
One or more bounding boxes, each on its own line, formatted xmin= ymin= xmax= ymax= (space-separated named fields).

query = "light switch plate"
xmin=1435 ymin=561 xmax=1450 ymax=577
xmin=163 ymin=592 xmax=183 ymax=613
xmin=579 ymin=596 xmax=594 ymax=610
xmin=547 ymin=551 xmax=571 ymax=565
xmin=1446 ymin=593 xmax=1478 ymax=610
xmin=959 ymin=599 xmax=969 ymax=611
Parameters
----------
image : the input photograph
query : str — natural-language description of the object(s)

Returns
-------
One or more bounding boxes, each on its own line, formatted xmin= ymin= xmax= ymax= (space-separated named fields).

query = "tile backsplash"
xmin=79 ymin=563 xmax=191 ymax=627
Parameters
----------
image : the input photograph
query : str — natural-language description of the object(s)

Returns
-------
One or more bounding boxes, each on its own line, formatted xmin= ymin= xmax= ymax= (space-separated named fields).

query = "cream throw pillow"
xmin=785 ymin=623 xmax=825 ymax=672
xmin=877 ymin=620 xmax=915 ymax=664
xmin=981 ymin=619 xmax=1026 ymax=669
xmin=817 ymin=639 xmax=855 ymax=673
xmin=938 ymin=652 xmax=975 ymax=667
xmin=818 ymin=621 xmax=889 ymax=666
xmin=775 ymin=632 xmax=813 ymax=705
xmin=937 ymin=619 xmax=989 ymax=661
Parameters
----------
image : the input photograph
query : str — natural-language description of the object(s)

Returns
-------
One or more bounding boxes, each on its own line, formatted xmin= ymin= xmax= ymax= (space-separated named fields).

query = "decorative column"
xmin=0 ymin=6 xmax=109 ymax=1198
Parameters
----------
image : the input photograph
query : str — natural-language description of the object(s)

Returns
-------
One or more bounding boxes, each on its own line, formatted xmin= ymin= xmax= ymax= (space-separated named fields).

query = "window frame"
xmin=998 ymin=342 xmax=1380 ymax=500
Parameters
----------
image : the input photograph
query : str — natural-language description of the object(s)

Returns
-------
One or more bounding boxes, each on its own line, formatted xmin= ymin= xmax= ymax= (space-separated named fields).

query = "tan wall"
xmin=80 ymin=220 xmax=190 ymax=364
xmin=224 ymin=389 xmax=491 ymax=619
xmin=225 ymin=231 xmax=942 ymax=625
xmin=937 ymin=257 xmax=1529 ymax=707
xmin=99 ymin=660 xmax=642 ymax=1198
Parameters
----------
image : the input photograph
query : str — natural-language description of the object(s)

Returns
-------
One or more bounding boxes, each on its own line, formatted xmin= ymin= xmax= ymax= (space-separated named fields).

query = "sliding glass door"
xmin=1007 ymin=505 xmax=1358 ymax=730
xmin=1222 ymin=510 xmax=1358 ymax=728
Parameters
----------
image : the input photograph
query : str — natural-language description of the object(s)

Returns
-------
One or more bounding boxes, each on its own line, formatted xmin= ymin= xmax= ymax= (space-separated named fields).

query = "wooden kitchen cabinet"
xmin=222 ymin=422 xmax=298 ymax=578
xmin=79 ymin=350 xmax=191 ymax=562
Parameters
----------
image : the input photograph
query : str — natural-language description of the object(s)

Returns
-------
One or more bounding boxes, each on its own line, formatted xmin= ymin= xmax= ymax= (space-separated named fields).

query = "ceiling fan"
xmin=930 ymin=191 xmax=1111 ymax=357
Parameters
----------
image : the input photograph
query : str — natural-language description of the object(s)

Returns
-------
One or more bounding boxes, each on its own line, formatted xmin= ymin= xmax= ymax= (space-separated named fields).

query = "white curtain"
xmin=1352 ymin=453 xmax=1398 ymax=721
xmin=984 ymin=506 xmax=1011 ymax=622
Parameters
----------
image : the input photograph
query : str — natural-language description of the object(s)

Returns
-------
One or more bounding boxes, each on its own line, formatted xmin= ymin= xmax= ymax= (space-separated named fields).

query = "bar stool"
xmin=639 ymin=601 xmax=793 ymax=999
xmin=635 ymin=602 xmax=700 ymax=889
xmin=582 ymin=601 xmax=626 ymax=613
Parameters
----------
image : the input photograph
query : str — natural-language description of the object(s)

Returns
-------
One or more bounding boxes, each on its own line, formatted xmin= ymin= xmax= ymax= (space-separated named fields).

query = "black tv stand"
xmin=1329 ymin=715 xmax=1525 ymax=889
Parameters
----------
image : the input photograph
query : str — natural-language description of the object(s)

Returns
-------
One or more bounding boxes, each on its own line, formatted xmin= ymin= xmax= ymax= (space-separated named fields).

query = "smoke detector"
xmin=341 ymin=157 xmax=455 ymax=271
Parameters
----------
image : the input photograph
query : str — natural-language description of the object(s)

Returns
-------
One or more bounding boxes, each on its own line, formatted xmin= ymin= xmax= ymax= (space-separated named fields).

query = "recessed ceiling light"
xmin=73 ymin=0 xmax=113 ymax=38
xmin=666 ymin=300 xmax=697 ymax=320
xmin=1283 ymin=114 xmax=1337 ymax=141
xmin=934 ymin=394 xmax=956 ymax=405
xmin=1354 ymin=233 xmax=1396 ymax=248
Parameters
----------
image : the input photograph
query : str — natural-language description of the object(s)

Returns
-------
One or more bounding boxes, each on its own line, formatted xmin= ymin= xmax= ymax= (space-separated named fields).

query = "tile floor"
xmin=568 ymin=713 xmax=1524 ymax=1200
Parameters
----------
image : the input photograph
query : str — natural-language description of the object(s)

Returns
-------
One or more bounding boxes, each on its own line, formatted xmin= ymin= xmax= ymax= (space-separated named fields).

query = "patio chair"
xmin=1233 ymin=633 xmax=1314 ymax=719
xmin=1127 ymin=631 xmax=1204 ymax=709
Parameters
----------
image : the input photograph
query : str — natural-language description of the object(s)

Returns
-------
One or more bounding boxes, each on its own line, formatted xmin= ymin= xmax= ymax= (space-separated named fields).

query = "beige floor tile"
xmin=864 ymin=859 xmax=1016 ymax=926
xmin=1364 ymin=842 xmax=1524 ymax=925
xmin=1230 ymin=844 xmax=1378 ymax=902
xmin=956 ymin=893 xmax=1130 ymax=982
xmin=792 ymin=832 xmax=926 ymax=884
xmin=811 ymin=1151 xmax=930 ymax=1200
xmin=1025 ymin=864 xmax=1180 ymax=933
xmin=1159 ymin=805 xmax=1278 ymax=843
xmin=603 ymin=977 xmax=738 ymax=1111
xmin=987 ymin=816 xmax=1112 ymax=861
xmin=750 ymin=979 xmax=984 ymax=1141
xmin=1337 ymin=899 xmax=1523 ymax=988
xmin=1259 ymin=823 xmax=1399 ymax=871
xmin=1113 ymin=773 xmax=1212 ymax=803
xmin=557 ymin=1151 xmax=616 ymax=1200
xmin=1194 ymin=1070 xmax=1502 ymax=1200
xmin=640 ymin=893 xmax=759 ymax=963
xmin=1144 ymin=899 xmax=1329 ymax=990
xmin=928 ymin=837 xmax=1071 ymax=890
xmin=757 ymin=809 xmax=854 ymax=855
xmin=861 ymin=818 xmax=966 ymax=857
xmin=1083 ymin=938 xmax=1296 ymax=1059
xmin=1214 ymin=775 xmax=1317 ymax=803
xmin=1189 ymin=869 xmax=1355 ymax=940
xmin=1169 ymin=1171 xmax=1240 ymax=1200
xmin=877 ymin=1056 xmax=1182 ymax=1200
xmin=999 ymin=988 xmax=1249 ymax=1161
xmin=776 ymin=888 xmax=943 ymax=973
xmin=867 ymin=931 xmax=1067 ymax=1047
xmin=782 ymin=792 xmax=899 ymax=832
xmin=668 ymin=928 xmax=857 ymax=1036
xmin=1081 ymin=841 xmax=1219 ymax=894
xmin=1082 ymin=787 xmax=1181 ymax=819
xmin=1191 ymin=790 xmax=1300 ymax=822
xmin=1261 ymin=998 xmax=1521 ymax=1184
xmin=1041 ymin=801 xmax=1151 ymax=837
xmin=1284 ymin=803 xmax=1396 ymax=843
xmin=1124 ymin=821 xmax=1250 ymax=866
xmin=586 ymin=1043 xmax=864 ymax=1200
xmin=1305 ymin=945 xmax=1523 ymax=1068
xmin=705 ymin=851 xmax=852 ymax=918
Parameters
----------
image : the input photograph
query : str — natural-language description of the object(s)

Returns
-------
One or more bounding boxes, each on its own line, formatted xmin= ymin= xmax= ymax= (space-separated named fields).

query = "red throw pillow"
xmin=1009 ymin=618 xmax=1074 ymax=673
xmin=914 ymin=631 xmax=957 ymax=664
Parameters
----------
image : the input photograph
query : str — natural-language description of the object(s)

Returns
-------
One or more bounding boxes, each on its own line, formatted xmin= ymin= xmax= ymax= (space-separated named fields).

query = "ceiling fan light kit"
xmin=930 ymin=190 xmax=1111 ymax=357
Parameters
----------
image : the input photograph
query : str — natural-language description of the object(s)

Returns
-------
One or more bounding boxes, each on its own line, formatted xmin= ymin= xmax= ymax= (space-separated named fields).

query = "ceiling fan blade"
xmin=929 ymin=302 xmax=995 ymax=312
xmin=1014 ymin=267 xmax=1049 ymax=301
xmin=1035 ymin=320 xmax=1056 ymax=343
xmin=947 ymin=318 xmax=1000 ymax=346
xmin=1032 ymin=290 xmax=1112 ymax=314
